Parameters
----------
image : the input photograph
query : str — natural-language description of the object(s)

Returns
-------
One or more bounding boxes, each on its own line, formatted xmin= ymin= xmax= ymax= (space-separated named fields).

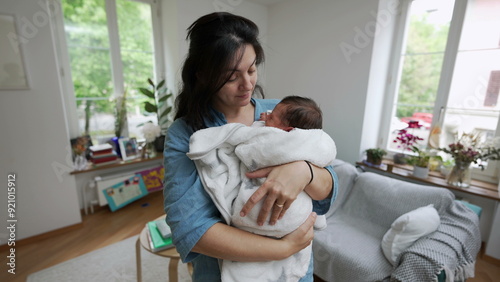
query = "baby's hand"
xmin=259 ymin=110 xmax=272 ymax=121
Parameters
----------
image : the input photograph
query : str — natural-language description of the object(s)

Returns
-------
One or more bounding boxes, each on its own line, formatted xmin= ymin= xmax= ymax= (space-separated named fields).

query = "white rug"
xmin=27 ymin=235 xmax=192 ymax=282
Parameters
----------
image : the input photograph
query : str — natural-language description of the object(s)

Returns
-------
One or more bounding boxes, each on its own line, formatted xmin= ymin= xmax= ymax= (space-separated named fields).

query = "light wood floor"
xmin=2 ymin=191 xmax=165 ymax=282
xmin=3 ymin=191 xmax=499 ymax=282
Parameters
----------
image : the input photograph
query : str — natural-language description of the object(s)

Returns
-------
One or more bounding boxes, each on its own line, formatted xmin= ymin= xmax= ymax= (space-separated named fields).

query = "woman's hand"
xmin=281 ymin=212 xmax=317 ymax=254
xmin=240 ymin=161 xmax=312 ymax=226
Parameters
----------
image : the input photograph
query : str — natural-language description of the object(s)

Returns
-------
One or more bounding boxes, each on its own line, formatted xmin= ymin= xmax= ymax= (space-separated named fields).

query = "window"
xmin=61 ymin=0 xmax=164 ymax=144
xmin=383 ymin=0 xmax=500 ymax=182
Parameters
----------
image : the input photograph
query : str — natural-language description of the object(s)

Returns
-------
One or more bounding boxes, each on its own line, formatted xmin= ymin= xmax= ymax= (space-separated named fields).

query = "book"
xmin=155 ymin=219 xmax=172 ymax=239
xmin=92 ymin=155 xmax=118 ymax=163
xmin=91 ymin=149 xmax=114 ymax=156
xmin=147 ymin=221 xmax=174 ymax=252
xmin=93 ymin=159 xmax=119 ymax=167
xmin=90 ymin=143 xmax=113 ymax=153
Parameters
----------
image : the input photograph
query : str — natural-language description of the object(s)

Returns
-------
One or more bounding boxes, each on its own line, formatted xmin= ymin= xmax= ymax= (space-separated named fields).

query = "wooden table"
xmin=136 ymin=215 xmax=192 ymax=282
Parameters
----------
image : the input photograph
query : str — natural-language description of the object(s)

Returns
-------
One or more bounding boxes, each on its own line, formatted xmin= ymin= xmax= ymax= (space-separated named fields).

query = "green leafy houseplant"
xmin=365 ymin=148 xmax=387 ymax=165
xmin=138 ymin=78 xmax=173 ymax=134
xmin=405 ymin=146 xmax=430 ymax=168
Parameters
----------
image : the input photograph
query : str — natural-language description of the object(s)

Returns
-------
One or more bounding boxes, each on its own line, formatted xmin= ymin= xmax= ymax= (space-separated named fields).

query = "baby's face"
xmin=265 ymin=104 xmax=288 ymax=130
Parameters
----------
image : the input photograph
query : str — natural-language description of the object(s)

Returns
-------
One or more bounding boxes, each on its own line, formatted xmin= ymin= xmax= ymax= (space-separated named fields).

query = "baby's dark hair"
xmin=279 ymin=96 xmax=322 ymax=129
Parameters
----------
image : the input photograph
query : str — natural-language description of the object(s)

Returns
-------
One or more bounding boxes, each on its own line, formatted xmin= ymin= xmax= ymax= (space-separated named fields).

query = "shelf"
xmin=356 ymin=161 xmax=500 ymax=201
xmin=70 ymin=155 xmax=163 ymax=175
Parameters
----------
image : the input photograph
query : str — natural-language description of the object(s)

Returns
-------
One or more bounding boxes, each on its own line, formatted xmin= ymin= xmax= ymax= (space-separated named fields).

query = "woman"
xmin=163 ymin=12 xmax=338 ymax=281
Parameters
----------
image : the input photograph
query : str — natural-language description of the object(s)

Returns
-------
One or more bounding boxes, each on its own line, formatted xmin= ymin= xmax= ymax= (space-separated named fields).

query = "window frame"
xmin=380 ymin=0 xmax=499 ymax=183
xmin=52 ymin=0 xmax=165 ymax=139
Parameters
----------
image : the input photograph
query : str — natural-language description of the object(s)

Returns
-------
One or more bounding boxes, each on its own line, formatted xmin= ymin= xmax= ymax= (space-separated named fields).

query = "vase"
xmin=154 ymin=135 xmax=166 ymax=153
xmin=412 ymin=166 xmax=429 ymax=179
xmin=111 ymin=136 xmax=122 ymax=158
xmin=73 ymin=153 xmax=88 ymax=170
xmin=142 ymin=142 xmax=157 ymax=159
xmin=447 ymin=161 xmax=472 ymax=188
xmin=393 ymin=153 xmax=407 ymax=164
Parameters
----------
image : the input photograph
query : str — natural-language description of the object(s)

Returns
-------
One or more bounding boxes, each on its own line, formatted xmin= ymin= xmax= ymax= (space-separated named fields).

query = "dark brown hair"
xmin=279 ymin=96 xmax=322 ymax=129
xmin=174 ymin=12 xmax=265 ymax=131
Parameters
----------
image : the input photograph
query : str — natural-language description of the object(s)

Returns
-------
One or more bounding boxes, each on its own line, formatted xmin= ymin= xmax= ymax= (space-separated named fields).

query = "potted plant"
xmin=440 ymin=159 xmax=455 ymax=177
xmin=138 ymin=78 xmax=173 ymax=152
xmin=365 ymin=148 xmax=387 ymax=166
xmin=114 ymin=90 xmax=128 ymax=138
xmin=110 ymin=90 xmax=128 ymax=158
xmin=405 ymin=146 xmax=430 ymax=178
xmin=393 ymin=121 xmax=424 ymax=164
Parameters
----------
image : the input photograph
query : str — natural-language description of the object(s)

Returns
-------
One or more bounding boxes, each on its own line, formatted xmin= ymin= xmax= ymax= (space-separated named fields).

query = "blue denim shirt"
xmin=163 ymin=98 xmax=338 ymax=281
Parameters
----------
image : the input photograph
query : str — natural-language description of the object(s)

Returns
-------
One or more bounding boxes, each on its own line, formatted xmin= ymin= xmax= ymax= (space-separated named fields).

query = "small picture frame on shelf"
xmin=70 ymin=135 xmax=93 ymax=161
xmin=118 ymin=137 xmax=138 ymax=161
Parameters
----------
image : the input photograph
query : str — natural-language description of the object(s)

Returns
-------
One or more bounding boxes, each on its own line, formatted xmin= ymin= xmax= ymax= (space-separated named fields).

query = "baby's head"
xmin=266 ymin=96 xmax=322 ymax=131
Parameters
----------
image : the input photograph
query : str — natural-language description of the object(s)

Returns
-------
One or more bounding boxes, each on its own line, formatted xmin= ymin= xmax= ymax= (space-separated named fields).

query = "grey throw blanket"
xmin=392 ymin=197 xmax=481 ymax=282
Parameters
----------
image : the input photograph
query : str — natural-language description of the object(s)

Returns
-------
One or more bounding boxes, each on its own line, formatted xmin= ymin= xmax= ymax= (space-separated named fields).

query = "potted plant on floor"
xmin=365 ymin=148 xmax=387 ymax=166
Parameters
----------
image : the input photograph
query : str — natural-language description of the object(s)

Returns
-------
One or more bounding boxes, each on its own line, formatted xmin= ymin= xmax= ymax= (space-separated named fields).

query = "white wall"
xmin=0 ymin=0 xmax=81 ymax=241
xmin=161 ymin=0 xmax=268 ymax=92
xmin=361 ymin=0 xmax=399 ymax=154
xmin=266 ymin=0 xmax=383 ymax=163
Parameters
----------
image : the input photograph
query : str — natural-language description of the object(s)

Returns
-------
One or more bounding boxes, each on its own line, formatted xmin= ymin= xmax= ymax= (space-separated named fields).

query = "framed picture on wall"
xmin=118 ymin=137 xmax=138 ymax=161
xmin=0 ymin=13 xmax=30 ymax=90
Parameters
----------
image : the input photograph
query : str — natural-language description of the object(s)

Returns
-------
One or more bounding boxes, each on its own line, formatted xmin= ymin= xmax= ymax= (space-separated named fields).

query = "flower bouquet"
xmin=439 ymin=133 xmax=500 ymax=187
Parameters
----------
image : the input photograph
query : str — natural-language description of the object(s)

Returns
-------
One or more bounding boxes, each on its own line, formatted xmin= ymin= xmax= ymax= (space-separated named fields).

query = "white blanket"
xmin=187 ymin=123 xmax=336 ymax=282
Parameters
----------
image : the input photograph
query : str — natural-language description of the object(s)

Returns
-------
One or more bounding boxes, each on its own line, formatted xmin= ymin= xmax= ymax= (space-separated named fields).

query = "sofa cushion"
xmin=342 ymin=172 xmax=453 ymax=229
xmin=325 ymin=159 xmax=359 ymax=218
xmin=381 ymin=204 xmax=440 ymax=265
xmin=313 ymin=214 xmax=393 ymax=281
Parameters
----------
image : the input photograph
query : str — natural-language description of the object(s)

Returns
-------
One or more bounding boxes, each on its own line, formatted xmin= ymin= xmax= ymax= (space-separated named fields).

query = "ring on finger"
xmin=275 ymin=202 xmax=284 ymax=208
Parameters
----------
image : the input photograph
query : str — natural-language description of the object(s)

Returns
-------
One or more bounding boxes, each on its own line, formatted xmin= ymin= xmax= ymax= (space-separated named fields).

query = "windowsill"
xmin=70 ymin=155 xmax=163 ymax=175
xmin=356 ymin=160 xmax=500 ymax=201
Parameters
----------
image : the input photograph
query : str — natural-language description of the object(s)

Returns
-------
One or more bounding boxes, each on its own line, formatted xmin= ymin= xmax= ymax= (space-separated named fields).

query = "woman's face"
xmin=213 ymin=44 xmax=257 ymax=112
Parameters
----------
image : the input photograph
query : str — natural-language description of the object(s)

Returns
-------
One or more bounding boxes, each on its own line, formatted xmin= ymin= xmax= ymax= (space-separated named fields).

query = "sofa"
xmin=313 ymin=160 xmax=481 ymax=282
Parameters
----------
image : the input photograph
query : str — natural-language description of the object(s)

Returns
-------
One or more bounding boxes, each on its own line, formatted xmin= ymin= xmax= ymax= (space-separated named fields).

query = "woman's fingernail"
xmin=240 ymin=211 xmax=245 ymax=217
xmin=270 ymin=221 xmax=276 ymax=225
xmin=258 ymin=221 xmax=263 ymax=226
